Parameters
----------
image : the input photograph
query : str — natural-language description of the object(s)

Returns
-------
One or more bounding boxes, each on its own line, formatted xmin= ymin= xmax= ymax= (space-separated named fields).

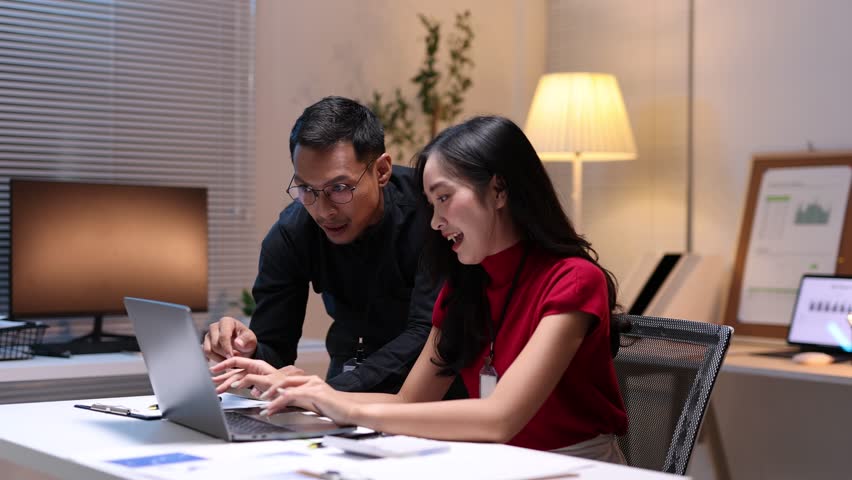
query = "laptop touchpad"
xmin=230 ymin=407 xmax=339 ymax=432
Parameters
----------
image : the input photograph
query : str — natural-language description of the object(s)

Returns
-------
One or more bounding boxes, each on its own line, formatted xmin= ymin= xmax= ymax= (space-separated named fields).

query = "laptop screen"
xmin=787 ymin=275 xmax=852 ymax=352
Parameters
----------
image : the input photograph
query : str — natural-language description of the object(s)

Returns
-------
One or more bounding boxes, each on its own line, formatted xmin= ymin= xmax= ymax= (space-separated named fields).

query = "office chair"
xmin=613 ymin=314 xmax=732 ymax=475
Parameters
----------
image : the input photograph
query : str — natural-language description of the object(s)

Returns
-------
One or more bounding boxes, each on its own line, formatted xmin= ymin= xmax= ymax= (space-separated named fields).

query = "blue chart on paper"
xmin=109 ymin=452 xmax=206 ymax=468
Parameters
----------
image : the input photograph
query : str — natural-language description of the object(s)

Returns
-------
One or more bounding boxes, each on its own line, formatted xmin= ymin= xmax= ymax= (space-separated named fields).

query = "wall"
xmin=692 ymin=0 xmax=852 ymax=282
xmin=548 ymin=0 xmax=852 ymax=321
xmin=255 ymin=0 xmax=548 ymax=337
xmin=547 ymin=0 xmax=691 ymax=303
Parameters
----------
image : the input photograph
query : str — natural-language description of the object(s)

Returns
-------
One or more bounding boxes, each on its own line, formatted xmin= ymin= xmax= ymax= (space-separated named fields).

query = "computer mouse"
xmin=791 ymin=351 xmax=834 ymax=366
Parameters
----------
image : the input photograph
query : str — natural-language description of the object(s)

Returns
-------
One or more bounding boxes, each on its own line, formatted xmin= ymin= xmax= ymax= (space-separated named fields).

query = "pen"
xmin=91 ymin=403 xmax=131 ymax=415
xmin=295 ymin=470 xmax=370 ymax=480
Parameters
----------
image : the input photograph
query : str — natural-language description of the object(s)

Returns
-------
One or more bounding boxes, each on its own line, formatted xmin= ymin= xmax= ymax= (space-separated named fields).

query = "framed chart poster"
xmin=724 ymin=151 xmax=852 ymax=338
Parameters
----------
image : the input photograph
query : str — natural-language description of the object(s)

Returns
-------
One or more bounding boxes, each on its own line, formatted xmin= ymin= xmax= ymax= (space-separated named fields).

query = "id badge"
xmin=479 ymin=361 xmax=498 ymax=398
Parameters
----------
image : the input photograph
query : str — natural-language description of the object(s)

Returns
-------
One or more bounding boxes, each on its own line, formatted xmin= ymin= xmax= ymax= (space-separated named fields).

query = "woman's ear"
xmin=492 ymin=176 xmax=508 ymax=208
xmin=374 ymin=153 xmax=393 ymax=188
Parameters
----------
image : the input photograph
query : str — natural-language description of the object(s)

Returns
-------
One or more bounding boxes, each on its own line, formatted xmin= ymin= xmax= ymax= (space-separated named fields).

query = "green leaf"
xmin=370 ymin=10 xmax=475 ymax=145
xmin=239 ymin=288 xmax=255 ymax=317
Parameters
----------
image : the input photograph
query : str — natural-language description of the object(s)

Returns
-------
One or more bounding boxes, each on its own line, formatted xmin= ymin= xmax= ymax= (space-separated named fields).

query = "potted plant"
xmin=231 ymin=288 xmax=255 ymax=325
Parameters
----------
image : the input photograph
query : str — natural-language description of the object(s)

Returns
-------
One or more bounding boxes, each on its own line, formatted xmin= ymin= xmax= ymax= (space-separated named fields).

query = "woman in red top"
xmin=213 ymin=116 xmax=628 ymax=462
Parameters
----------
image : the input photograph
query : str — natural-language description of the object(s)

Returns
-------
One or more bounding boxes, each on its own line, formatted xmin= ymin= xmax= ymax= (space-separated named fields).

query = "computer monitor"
xmin=10 ymin=179 xmax=208 ymax=354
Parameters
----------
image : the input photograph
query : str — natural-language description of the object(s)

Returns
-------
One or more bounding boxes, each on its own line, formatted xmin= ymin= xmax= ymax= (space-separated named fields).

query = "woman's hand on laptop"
xmin=202 ymin=317 xmax=258 ymax=362
xmin=259 ymin=375 xmax=356 ymax=425
xmin=210 ymin=357 xmax=304 ymax=396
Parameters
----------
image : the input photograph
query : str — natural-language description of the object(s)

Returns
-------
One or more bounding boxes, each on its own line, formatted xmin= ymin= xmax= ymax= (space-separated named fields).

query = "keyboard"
xmin=224 ymin=411 xmax=290 ymax=435
xmin=321 ymin=434 xmax=450 ymax=458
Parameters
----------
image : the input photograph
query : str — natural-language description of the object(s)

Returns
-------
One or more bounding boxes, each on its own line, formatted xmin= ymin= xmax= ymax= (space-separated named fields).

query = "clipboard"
xmin=74 ymin=403 xmax=162 ymax=420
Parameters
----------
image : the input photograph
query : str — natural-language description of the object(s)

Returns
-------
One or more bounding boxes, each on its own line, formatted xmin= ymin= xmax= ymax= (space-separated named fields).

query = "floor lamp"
xmin=524 ymin=72 xmax=637 ymax=232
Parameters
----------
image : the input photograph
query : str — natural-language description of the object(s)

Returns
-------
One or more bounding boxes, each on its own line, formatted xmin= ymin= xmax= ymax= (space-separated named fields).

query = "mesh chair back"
xmin=613 ymin=314 xmax=732 ymax=475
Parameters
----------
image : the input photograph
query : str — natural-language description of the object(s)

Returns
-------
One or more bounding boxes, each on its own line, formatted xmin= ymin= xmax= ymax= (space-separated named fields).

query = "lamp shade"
xmin=524 ymin=72 xmax=637 ymax=162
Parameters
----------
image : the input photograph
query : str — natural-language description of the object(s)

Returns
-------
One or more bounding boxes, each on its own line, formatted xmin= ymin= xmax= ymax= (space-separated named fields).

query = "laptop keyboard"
xmin=224 ymin=411 xmax=290 ymax=435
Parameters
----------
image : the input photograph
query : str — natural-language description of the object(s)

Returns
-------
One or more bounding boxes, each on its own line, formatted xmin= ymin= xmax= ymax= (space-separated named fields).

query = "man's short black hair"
xmin=289 ymin=96 xmax=386 ymax=164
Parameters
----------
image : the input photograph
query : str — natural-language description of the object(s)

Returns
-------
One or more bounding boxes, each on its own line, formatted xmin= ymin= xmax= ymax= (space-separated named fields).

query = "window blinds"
xmin=0 ymin=0 xmax=256 ymax=334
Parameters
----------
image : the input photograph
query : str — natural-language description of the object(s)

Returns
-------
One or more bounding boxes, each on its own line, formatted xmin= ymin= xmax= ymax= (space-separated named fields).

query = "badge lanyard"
xmin=479 ymin=245 xmax=529 ymax=398
xmin=342 ymin=336 xmax=366 ymax=373
xmin=344 ymin=232 xmax=381 ymax=373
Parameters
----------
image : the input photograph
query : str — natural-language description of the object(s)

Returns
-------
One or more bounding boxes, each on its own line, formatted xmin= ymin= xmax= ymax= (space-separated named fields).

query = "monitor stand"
xmin=32 ymin=315 xmax=140 ymax=357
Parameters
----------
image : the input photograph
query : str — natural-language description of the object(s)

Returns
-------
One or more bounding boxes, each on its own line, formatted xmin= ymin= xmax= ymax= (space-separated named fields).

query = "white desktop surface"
xmin=0 ymin=395 xmax=683 ymax=480
xmin=721 ymin=335 xmax=852 ymax=384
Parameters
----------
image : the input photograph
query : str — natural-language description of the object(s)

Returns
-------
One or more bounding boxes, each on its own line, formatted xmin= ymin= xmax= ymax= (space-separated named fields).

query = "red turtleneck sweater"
xmin=432 ymin=242 xmax=627 ymax=450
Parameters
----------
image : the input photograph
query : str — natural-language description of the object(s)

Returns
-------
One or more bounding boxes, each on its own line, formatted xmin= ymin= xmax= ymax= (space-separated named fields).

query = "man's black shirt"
xmin=250 ymin=166 xmax=437 ymax=393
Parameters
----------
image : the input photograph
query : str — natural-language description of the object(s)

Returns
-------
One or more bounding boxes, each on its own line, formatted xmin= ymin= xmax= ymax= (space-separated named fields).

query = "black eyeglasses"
xmin=286 ymin=158 xmax=376 ymax=206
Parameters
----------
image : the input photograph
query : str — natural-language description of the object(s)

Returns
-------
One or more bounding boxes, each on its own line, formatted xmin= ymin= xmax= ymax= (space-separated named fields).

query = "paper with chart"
xmin=738 ymin=165 xmax=851 ymax=325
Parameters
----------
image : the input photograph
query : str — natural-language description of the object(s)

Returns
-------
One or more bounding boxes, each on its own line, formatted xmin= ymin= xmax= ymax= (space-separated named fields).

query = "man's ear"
xmin=374 ymin=153 xmax=393 ymax=187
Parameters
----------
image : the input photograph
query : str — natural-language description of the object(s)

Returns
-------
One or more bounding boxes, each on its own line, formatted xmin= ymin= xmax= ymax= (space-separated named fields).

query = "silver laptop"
xmin=124 ymin=296 xmax=356 ymax=441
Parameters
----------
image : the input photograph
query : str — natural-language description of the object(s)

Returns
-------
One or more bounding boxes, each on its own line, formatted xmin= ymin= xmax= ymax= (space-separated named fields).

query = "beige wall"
xmin=689 ymin=0 xmax=852 ymax=325
xmin=547 ymin=0 xmax=691 ymax=299
xmin=549 ymin=0 xmax=852 ymax=322
xmin=692 ymin=0 xmax=852 ymax=261
xmin=255 ymin=0 xmax=548 ymax=337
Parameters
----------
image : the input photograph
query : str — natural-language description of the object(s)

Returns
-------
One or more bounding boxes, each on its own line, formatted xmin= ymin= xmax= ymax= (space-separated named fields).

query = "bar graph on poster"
xmin=738 ymin=165 xmax=851 ymax=325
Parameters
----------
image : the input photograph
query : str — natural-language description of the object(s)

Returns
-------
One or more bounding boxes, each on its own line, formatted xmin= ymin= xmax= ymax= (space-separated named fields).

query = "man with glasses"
xmin=203 ymin=96 xmax=458 ymax=395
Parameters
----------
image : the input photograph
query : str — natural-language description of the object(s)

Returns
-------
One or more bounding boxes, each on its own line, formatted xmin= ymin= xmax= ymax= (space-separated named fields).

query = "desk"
xmin=721 ymin=336 xmax=852 ymax=384
xmin=0 ymin=395 xmax=683 ymax=480
xmin=711 ymin=336 xmax=852 ymax=480
xmin=0 ymin=341 xmax=331 ymax=404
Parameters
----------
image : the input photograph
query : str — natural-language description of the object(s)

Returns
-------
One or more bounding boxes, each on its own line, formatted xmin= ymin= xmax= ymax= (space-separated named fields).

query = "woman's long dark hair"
xmin=415 ymin=116 xmax=622 ymax=376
